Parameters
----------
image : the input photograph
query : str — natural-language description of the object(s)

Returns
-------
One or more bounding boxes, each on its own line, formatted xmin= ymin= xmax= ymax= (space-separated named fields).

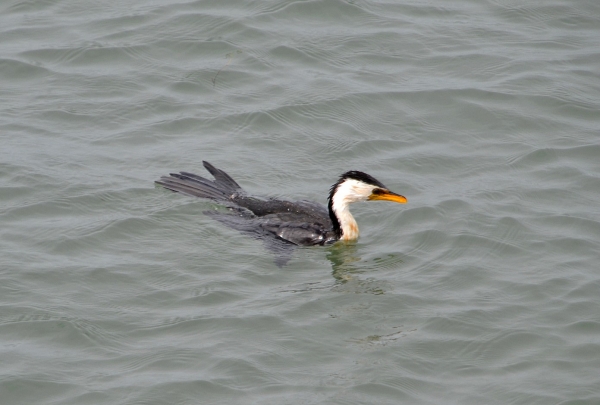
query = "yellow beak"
xmin=368 ymin=189 xmax=408 ymax=204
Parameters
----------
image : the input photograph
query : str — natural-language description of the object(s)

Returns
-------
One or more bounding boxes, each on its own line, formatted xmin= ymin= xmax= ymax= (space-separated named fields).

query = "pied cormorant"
xmin=156 ymin=161 xmax=407 ymax=246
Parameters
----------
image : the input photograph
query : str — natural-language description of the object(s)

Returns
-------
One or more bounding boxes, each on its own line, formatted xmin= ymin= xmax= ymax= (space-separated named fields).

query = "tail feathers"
xmin=202 ymin=161 xmax=241 ymax=191
xmin=155 ymin=162 xmax=243 ymax=201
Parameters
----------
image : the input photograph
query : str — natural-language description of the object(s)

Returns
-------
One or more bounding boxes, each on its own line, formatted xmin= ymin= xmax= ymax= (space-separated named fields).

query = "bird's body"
xmin=156 ymin=161 xmax=407 ymax=246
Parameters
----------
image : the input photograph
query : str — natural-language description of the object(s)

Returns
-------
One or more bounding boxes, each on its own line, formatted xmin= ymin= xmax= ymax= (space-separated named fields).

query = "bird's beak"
xmin=368 ymin=189 xmax=408 ymax=204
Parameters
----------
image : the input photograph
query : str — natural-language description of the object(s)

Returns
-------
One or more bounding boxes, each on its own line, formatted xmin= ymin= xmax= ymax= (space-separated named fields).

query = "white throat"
xmin=331 ymin=179 xmax=374 ymax=241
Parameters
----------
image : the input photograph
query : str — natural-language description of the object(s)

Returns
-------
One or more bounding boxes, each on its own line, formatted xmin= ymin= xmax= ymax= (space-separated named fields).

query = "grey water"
xmin=1 ymin=0 xmax=600 ymax=404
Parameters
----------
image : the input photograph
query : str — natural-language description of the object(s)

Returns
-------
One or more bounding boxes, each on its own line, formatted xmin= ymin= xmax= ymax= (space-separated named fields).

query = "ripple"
xmin=2 ymin=0 xmax=600 ymax=404
xmin=0 ymin=58 xmax=50 ymax=80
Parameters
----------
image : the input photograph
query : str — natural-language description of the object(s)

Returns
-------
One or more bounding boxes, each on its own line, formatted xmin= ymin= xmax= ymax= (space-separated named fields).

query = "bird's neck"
xmin=328 ymin=193 xmax=360 ymax=241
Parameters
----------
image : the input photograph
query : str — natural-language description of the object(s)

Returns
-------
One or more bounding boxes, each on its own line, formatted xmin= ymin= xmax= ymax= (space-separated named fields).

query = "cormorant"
xmin=156 ymin=161 xmax=407 ymax=246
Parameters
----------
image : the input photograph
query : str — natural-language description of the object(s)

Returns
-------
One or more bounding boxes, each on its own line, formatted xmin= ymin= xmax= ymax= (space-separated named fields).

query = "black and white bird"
xmin=156 ymin=161 xmax=407 ymax=246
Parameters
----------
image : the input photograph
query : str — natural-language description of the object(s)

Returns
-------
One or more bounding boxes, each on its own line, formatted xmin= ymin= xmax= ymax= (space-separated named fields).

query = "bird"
xmin=155 ymin=161 xmax=407 ymax=246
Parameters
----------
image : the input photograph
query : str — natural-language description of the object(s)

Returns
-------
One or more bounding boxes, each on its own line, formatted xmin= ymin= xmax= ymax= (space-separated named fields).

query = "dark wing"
xmin=156 ymin=163 xmax=337 ymax=263
xmin=204 ymin=204 xmax=336 ymax=247
xmin=258 ymin=215 xmax=336 ymax=246
xmin=203 ymin=208 xmax=297 ymax=267
xmin=242 ymin=199 xmax=334 ymax=246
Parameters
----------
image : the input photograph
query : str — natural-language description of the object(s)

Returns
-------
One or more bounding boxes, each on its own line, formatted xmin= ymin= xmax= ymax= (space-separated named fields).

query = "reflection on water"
xmin=277 ymin=243 xmax=397 ymax=295
xmin=349 ymin=326 xmax=418 ymax=347
xmin=326 ymin=242 xmax=396 ymax=294
xmin=327 ymin=241 xmax=362 ymax=279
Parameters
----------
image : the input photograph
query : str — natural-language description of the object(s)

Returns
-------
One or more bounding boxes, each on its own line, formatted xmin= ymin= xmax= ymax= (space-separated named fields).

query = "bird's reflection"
xmin=326 ymin=241 xmax=362 ymax=281
xmin=204 ymin=205 xmax=397 ymax=296
xmin=327 ymin=242 xmax=401 ymax=295
xmin=274 ymin=241 xmax=398 ymax=295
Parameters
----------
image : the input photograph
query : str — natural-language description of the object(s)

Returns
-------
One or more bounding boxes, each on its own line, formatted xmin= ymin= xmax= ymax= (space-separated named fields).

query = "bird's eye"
xmin=372 ymin=188 xmax=386 ymax=195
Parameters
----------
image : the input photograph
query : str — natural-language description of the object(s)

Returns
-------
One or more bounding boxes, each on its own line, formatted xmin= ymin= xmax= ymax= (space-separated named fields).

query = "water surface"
xmin=1 ymin=0 xmax=600 ymax=404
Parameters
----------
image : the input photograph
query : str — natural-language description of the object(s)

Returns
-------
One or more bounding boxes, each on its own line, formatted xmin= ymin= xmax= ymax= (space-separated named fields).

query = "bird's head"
xmin=327 ymin=170 xmax=407 ymax=240
xmin=328 ymin=171 xmax=408 ymax=206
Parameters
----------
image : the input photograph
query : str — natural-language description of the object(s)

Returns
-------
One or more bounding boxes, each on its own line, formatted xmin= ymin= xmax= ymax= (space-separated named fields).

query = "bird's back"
xmin=232 ymin=197 xmax=336 ymax=246
xmin=156 ymin=162 xmax=336 ymax=246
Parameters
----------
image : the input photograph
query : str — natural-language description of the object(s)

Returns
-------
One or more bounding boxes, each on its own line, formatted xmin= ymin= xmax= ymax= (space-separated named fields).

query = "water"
xmin=1 ymin=0 xmax=600 ymax=404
